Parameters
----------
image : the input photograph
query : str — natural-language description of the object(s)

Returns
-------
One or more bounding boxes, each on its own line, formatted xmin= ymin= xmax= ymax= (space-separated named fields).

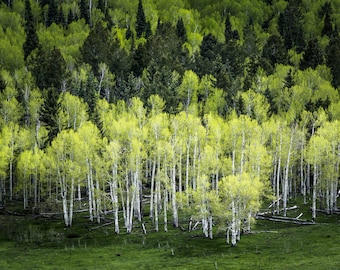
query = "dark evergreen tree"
xmin=224 ymin=14 xmax=239 ymax=43
xmin=136 ymin=0 xmax=147 ymax=38
xmin=79 ymin=0 xmax=90 ymax=25
xmin=131 ymin=42 xmax=148 ymax=77
xmin=46 ymin=0 xmax=58 ymax=26
xmin=39 ymin=0 xmax=49 ymax=7
xmin=196 ymin=33 xmax=222 ymax=77
xmin=67 ymin=9 xmax=77 ymax=26
xmin=113 ymin=73 xmax=142 ymax=103
xmin=242 ymin=19 xmax=260 ymax=91
xmin=81 ymin=23 xmax=112 ymax=74
xmin=176 ymin=18 xmax=187 ymax=43
xmin=57 ymin=6 xmax=66 ymax=27
xmin=326 ymin=29 xmax=340 ymax=88
xmin=143 ymin=60 xmax=180 ymax=113
xmin=200 ymin=33 xmax=219 ymax=61
xmin=23 ymin=0 xmax=39 ymax=61
xmin=83 ymin=71 xmax=99 ymax=117
xmin=264 ymin=87 xmax=277 ymax=115
xmin=29 ymin=46 xmax=66 ymax=90
xmin=300 ymin=38 xmax=324 ymax=70
xmin=283 ymin=68 xmax=294 ymax=89
xmin=97 ymin=0 xmax=105 ymax=13
xmin=321 ymin=2 xmax=333 ymax=37
xmin=261 ymin=34 xmax=288 ymax=74
xmin=145 ymin=21 xmax=152 ymax=39
xmin=278 ymin=0 xmax=305 ymax=52
xmin=109 ymin=38 xmax=131 ymax=78
xmin=0 ymin=74 xmax=7 ymax=93
xmin=221 ymin=14 xmax=243 ymax=80
xmin=40 ymin=86 xmax=61 ymax=147
xmin=236 ymin=95 xmax=245 ymax=116
xmin=145 ymin=21 xmax=183 ymax=76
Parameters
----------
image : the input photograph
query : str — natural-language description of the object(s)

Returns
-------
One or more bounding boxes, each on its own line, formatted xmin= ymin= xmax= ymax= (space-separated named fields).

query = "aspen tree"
xmin=48 ymin=129 xmax=81 ymax=226
xmin=316 ymin=121 xmax=340 ymax=213
xmin=220 ymin=173 xmax=263 ymax=247
xmin=58 ymin=92 xmax=88 ymax=131
xmin=306 ymin=134 xmax=329 ymax=220
xmin=77 ymin=121 xmax=101 ymax=223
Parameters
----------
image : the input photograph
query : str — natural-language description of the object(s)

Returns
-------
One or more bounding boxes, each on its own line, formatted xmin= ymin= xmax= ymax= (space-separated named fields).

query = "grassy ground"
xmin=1 ymin=199 xmax=340 ymax=269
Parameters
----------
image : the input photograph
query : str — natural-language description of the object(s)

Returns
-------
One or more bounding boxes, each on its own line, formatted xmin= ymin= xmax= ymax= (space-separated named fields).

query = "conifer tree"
xmin=58 ymin=6 xmax=66 ymax=27
xmin=46 ymin=0 xmax=58 ymax=27
xmin=176 ymin=18 xmax=187 ymax=43
xmin=79 ymin=0 xmax=90 ymax=25
xmin=136 ymin=0 xmax=147 ymax=38
xmin=326 ymin=30 xmax=340 ymax=88
xmin=300 ymin=39 xmax=324 ymax=70
xmin=278 ymin=0 xmax=305 ymax=52
xmin=40 ymin=87 xmax=60 ymax=147
xmin=23 ymin=0 xmax=39 ymax=61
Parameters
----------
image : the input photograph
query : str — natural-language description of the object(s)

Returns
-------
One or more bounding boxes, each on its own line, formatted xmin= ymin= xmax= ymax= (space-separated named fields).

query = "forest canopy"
xmin=1 ymin=0 xmax=340 ymax=246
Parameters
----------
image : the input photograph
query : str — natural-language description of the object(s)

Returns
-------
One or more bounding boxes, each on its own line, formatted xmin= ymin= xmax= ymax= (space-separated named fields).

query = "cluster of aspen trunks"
xmin=0 ymin=94 xmax=339 ymax=246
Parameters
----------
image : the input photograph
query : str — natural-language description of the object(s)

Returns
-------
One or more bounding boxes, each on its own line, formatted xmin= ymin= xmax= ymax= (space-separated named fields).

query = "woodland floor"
xmin=1 ymin=198 xmax=340 ymax=270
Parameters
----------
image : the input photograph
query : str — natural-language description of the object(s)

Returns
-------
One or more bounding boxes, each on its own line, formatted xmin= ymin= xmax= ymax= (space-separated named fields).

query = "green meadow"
xmin=1 ymin=200 xmax=340 ymax=270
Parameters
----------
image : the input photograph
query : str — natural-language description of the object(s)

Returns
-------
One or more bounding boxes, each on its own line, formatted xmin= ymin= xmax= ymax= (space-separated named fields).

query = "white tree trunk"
xmin=171 ymin=160 xmax=178 ymax=227
xmin=312 ymin=162 xmax=318 ymax=221
xmin=231 ymin=200 xmax=237 ymax=247
xmin=283 ymin=131 xmax=293 ymax=217
xmin=164 ymin=190 xmax=168 ymax=232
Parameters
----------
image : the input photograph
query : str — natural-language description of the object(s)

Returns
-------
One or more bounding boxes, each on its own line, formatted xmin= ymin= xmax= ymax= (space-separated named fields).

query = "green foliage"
xmin=23 ymin=0 xmax=39 ymax=60
xmin=2 ymin=1 xmax=340 ymax=250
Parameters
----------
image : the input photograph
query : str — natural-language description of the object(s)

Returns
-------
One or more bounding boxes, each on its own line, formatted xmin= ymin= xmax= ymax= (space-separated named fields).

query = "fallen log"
xmin=256 ymin=215 xmax=315 ymax=225
xmin=257 ymin=205 xmax=298 ymax=216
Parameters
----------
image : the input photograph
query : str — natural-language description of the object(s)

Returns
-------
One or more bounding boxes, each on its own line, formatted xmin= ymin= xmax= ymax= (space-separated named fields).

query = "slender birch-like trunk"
xmin=231 ymin=200 xmax=237 ymax=247
xmin=149 ymin=157 xmax=156 ymax=221
xmin=276 ymin=134 xmax=282 ymax=214
xmin=312 ymin=162 xmax=318 ymax=221
xmin=171 ymin=158 xmax=178 ymax=227
xmin=69 ymin=177 xmax=75 ymax=226
xmin=283 ymin=130 xmax=293 ymax=217
xmin=164 ymin=189 xmax=168 ymax=232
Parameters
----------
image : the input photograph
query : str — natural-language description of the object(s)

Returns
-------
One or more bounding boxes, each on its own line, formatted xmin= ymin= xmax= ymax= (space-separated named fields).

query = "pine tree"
xmin=224 ymin=14 xmax=239 ymax=43
xmin=79 ymin=0 xmax=90 ymax=25
xmin=81 ymin=23 xmax=112 ymax=74
xmin=300 ymin=39 xmax=324 ymax=70
xmin=321 ymin=2 xmax=333 ymax=37
xmin=278 ymin=0 xmax=305 ymax=52
xmin=261 ymin=34 xmax=288 ymax=74
xmin=0 ymin=74 xmax=6 ymax=93
xmin=29 ymin=46 xmax=66 ymax=90
xmin=46 ymin=0 xmax=58 ymax=27
xmin=97 ymin=0 xmax=105 ymax=13
xmin=136 ymin=0 xmax=147 ymax=38
xmin=58 ymin=6 xmax=66 ymax=27
xmin=40 ymin=86 xmax=60 ymax=147
xmin=67 ymin=9 xmax=75 ymax=26
xmin=23 ymin=0 xmax=39 ymax=61
xmin=326 ymin=28 xmax=340 ymax=88
xmin=176 ymin=18 xmax=187 ymax=43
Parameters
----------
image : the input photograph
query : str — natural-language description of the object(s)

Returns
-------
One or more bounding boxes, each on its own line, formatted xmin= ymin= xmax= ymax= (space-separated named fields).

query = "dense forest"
xmin=1 ymin=0 xmax=340 ymax=246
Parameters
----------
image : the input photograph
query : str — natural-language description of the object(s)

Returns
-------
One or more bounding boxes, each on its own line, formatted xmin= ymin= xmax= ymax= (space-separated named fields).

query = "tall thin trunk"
xmin=149 ymin=157 xmax=156 ymax=221
xmin=164 ymin=189 xmax=168 ymax=232
xmin=283 ymin=131 xmax=293 ymax=217
xmin=172 ymin=156 xmax=178 ymax=227
xmin=312 ymin=162 xmax=318 ymax=221
xmin=231 ymin=200 xmax=237 ymax=247
xmin=69 ymin=177 xmax=75 ymax=226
